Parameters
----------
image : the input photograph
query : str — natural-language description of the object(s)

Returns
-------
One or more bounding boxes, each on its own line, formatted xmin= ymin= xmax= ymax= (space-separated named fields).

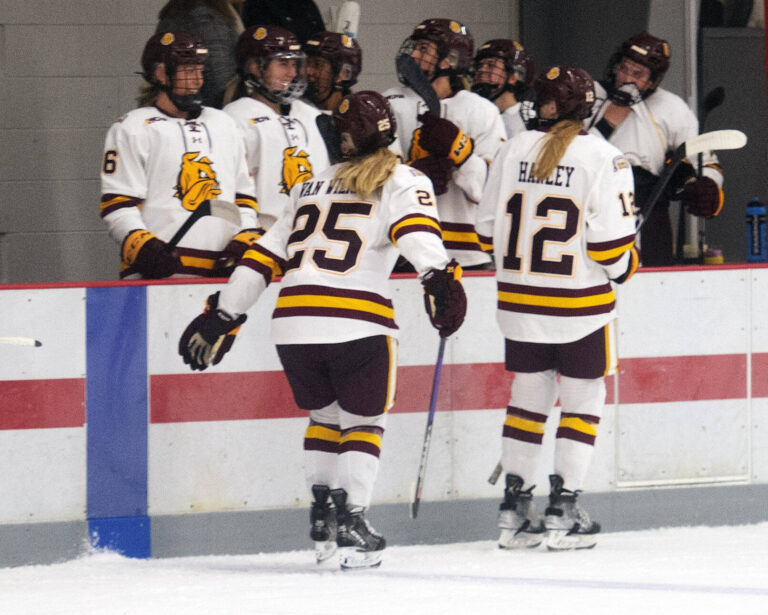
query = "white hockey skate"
xmin=544 ymin=474 xmax=600 ymax=551
xmin=330 ymin=488 xmax=385 ymax=570
xmin=310 ymin=484 xmax=338 ymax=564
xmin=497 ymin=474 xmax=545 ymax=549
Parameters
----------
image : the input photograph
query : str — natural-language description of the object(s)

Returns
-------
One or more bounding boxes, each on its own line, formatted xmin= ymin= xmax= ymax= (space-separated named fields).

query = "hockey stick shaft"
xmin=0 ymin=337 xmax=42 ymax=346
xmin=410 ymin=336 xmax=446 ymax=519
xmin=395 ymin=54 xmax=440 ymax=116
xmin=167 ymin=199 xmax=241 ymax=250
xmin=637 ymin=129 xmax=746 ymax=231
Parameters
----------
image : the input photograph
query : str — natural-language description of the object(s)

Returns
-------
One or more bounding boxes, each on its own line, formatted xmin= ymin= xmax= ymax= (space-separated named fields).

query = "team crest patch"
xmin=613 ymin=155 xmax=630 ymax=171
xmin=547 ymin=67 xmax=560 ymax=79
xmin=175 ymin=152 xmax=222 ymax=211
xmin=254 ymin=27 xmax=267 ymax=40
xmin=281 ymin=146 xmax=313 ymax=194
xmin=449 ymin=21 xmax=462 ymax=33
xmin=161 ymin=33 xmax=175 ymax=45
xmin=342 ymin=34 xmax=353 ymax=48
xmin=339 ymin=99 xmax=350 ymax=113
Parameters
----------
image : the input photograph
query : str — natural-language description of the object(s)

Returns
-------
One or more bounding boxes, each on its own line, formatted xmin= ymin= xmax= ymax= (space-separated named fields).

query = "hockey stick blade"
xmin=167 ymin=199 xmax=241 ymax=250
xmin=410 ymin=337 xmax=446 ymax=519
xmin=488 ymin=461 xmax=503 ymax=485
xmin=0 ymin=337 xmax=42 ymax=346
xmin=395 ymin=54 xmax=440 ymax=116
xmin=681 ymin=129 xmax=746 ymax=159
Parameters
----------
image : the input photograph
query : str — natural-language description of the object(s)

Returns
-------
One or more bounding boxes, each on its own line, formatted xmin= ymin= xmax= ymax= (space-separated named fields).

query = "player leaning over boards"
xmin=303 ymin=30 xmax=362 ymax=113
xmin=384 ymin=19 xmax=506 ymax=270
xmin=477 ymin=66 xmax=639 ymax=551
xmin=224 ymin=26 xmax=330 ymax=235
xmin=472 ymin=39 xmax=535 ymax=139
xmin=586 ymin=32 xmax=724 ymax=266
xmin=100 ymin=31 xmax=260 ymax=279
xmin=178 ymin=91 xmax=467 ymax=569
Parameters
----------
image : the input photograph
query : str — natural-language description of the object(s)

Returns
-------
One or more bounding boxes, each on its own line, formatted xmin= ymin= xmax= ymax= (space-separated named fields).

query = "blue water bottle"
xmin=746 ymin=198 xmax=767 ymax=262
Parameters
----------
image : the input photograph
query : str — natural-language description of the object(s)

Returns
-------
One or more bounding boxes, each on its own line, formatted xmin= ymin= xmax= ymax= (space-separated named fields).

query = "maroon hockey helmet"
xmin=604 ymin=31 xmax=671 ymax=100
xmin=410 ymin=18 xmax=475 ymax=73
xmin=141 ymin=31 xmax=208 ymax=81
xmin=235 ymin=25 xmax=307 ymax=104
xmin=534 ymin=65 xmax=595 ymax=122
xmin=304 ymin=31 xmax=362 ymax=88
xmin=332 ymin=91 xmax=397 ymax=157
xmin=474 ymin=39 xmax=534 ymax=86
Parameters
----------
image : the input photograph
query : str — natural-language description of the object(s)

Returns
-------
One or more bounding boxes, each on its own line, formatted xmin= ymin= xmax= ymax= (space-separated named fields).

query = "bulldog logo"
xmin=175 ymin=151 xmax=222 ymax=211
xmin=281 ymin=146 xmax=313 ymax=194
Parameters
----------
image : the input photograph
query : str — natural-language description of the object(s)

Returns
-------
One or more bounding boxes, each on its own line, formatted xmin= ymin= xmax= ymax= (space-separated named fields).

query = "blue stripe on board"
xmin=86 ymin=286 xmax=150 ymax=558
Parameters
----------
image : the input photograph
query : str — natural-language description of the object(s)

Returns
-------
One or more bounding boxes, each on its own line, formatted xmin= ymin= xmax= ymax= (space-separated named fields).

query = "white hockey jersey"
xmin=383 ymin=86 xmax=507 ymax=267
xmin=501 ymin=101 xmax=528 ymax=139
xmin=477 ymin=128 xmax=637 ymax=344
xmin=224 ymin=97 xmax=331 ymax=230
xmin=219 ymin=163 xmax=450 ymax=345
xmin=100 ymin=106 xmax=259 ymax=277
xmin=586 ymin=83 xmax=722 ymax=185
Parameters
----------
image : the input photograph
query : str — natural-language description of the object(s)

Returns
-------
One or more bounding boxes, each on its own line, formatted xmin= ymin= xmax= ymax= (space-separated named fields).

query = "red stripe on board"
xmin=618 ymin=355 xmax=746 ymax=404
xmin=0 ymin=379 xmax=85 ymax=429
xmin=751 ymin=353 xmax=768 ymax=397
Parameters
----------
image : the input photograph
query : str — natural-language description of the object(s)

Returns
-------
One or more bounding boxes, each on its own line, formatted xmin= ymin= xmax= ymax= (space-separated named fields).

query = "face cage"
xmin=156 ymin=62 xmax=204 ymax=118
xmin=471 ymin=58 xmax=508 ymax=100
xmin=397 ymin=37 xmax=442 ymax=83
xmin=604 ymin=54 xmax=660 ymax=103
xmin=248 ymin=52 xmax=308 ymax=104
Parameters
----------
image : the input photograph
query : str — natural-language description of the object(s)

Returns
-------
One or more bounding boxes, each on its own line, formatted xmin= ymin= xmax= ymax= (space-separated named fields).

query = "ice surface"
xmin=1 ymin=523 xmax=767 ymax=614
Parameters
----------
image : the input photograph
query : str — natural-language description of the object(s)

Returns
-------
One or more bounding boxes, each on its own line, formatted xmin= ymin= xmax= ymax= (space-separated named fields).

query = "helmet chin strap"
xmin=168 ymin=90 xmax=203 ymax=119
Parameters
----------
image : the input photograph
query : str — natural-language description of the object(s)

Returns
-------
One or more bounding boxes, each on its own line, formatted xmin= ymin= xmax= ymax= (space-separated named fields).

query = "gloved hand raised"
xmin=414 ymin=113 xmax=473 ymax=166
xmin=179 ymin=292 xmax=247 ymax=371
xmin=122 ymin=229 xmax=181 ymax=279
xmin=421 ymin=259 xmax=467 ymax=338
xmin=682 ymin=176 xmax=724 ymax=218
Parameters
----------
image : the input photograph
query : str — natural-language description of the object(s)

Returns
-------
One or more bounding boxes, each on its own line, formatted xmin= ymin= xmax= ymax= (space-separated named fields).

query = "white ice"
xmin=1 ymin=523 xmax=767 ymax=615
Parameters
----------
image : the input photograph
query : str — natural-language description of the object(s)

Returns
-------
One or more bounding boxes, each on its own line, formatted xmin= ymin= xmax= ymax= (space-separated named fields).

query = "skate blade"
xmin=338 ymin=546 xmax=383 ymax=570
xmin=498 ymin=528 xmax=543 ymax=550
xmin=314 ymin=540 xmax=338 ymax=564
xmin=545 ymin=529 xmax=598 ymax=551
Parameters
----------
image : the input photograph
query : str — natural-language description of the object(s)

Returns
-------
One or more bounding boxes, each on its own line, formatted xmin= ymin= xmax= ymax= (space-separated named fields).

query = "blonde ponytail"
xmin=532 ymin=120 xmax=583 ymax=181
xmin=333 ymin=148 xmax=399 ymax=198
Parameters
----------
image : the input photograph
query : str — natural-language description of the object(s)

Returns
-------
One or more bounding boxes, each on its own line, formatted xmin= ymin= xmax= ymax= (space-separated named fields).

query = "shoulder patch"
xmin=613 ymin=155 xmax=630 ymax=172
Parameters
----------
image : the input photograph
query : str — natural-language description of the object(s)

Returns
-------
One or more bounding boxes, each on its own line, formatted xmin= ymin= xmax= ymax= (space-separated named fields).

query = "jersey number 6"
xmin=285 ymin=201 xmax=373 ymax=273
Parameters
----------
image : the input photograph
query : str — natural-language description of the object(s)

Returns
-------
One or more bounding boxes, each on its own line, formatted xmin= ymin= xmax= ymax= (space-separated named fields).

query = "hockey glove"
xmin=664 ymin=159 xmax=697 ymax=200
xmin=179 ymin=292 xmax=247 ymax=371
xmin=611 ymin=245 xmax=640 ymax=285
xmin=409 ymin=155 xmax=454 ymax=196
xmin=122 ymin=229 xmax=181 ymax=279
xmin=415 ymin=113 xmax=473 ymax=166
xmin=422 ymin=259 xmax=467 ymax=338
xmin=213 ymin=228 xmax=264 ymax=277
xmin=682 ymin=176 xmax=724 ymax=218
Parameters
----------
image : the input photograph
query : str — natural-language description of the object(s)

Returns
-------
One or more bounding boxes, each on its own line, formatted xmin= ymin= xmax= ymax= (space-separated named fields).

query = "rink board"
xmin=1 ymin=266 xmax=767 ymax=561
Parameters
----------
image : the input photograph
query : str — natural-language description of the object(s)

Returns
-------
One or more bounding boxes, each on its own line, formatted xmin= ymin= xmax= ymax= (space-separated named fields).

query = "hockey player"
xmin=477 ymin=66 xmax=639 ymax=550
xmin=586 ymin=31 xmax=724 ymax=266
xmin=384 ymin=18 xmax=506 ymax=269
xmin=472 ymin=39 xmax=534 ymax=139
xmin=100 ymin=31 xmax=260 ymax=279
xmin=303 ymin=30 xmax=362 ymax=112
xmin=224 ymin=25 xmax=330 ymax=235
xmin=178 ymin=91 xmax=467 ymax=569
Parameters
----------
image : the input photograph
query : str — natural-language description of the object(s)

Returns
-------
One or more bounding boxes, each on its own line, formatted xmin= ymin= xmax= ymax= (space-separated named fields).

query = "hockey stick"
xmin=488 ymin=460 xmax=503 ymax=486
xmin=334 ymin=1 xmax=360 ymax=38
xmin=395 ymin=54 xmax=440 ymax=116
xmin=166 ymin=199 xmax=241 ymax=250
xmin=410 ymin=336 xmax=447 ymax=519
xmin=636 ymin=129 xmax=746 ymax=232
xmin=0 ymin=337 xmax=42 ymax=347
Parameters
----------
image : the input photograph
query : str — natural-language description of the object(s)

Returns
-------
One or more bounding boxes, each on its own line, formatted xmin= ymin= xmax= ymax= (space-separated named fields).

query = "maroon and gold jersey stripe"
xmin=497 ymin=281 xmax=615 ymax=317
xmin=240 ymin=244 xmax=285 ymax=284
xmin=587 ymin=234 xmax=635 ymax=265
xmin=100 ymin=193 xmax=142 ymax=218
xmin=389 ymin=213 xmax=442 ymax=245
xmin=235 ymin=193 xmax=259 ymax=212
xmin=477 ymin=233 xmax=493 ymax=253
xmin=273 ymin=285 xmax=397 ymax=329
xmin=119 ymin=245 xmax=223 ymax=279
xmin=441 ymin=221 xmax=484 ymax=252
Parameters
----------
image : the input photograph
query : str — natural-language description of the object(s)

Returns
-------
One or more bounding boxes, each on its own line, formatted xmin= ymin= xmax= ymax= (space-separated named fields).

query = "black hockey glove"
xmin=213 ymin=228 xmax=263 ymax=277
xmin=179 ymin=292 xmax=247 ymax=371
xmin=422 ymin=259 xmax=467 ymax=338
xmin=122 ymin=229 xmax=181 ymax=279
